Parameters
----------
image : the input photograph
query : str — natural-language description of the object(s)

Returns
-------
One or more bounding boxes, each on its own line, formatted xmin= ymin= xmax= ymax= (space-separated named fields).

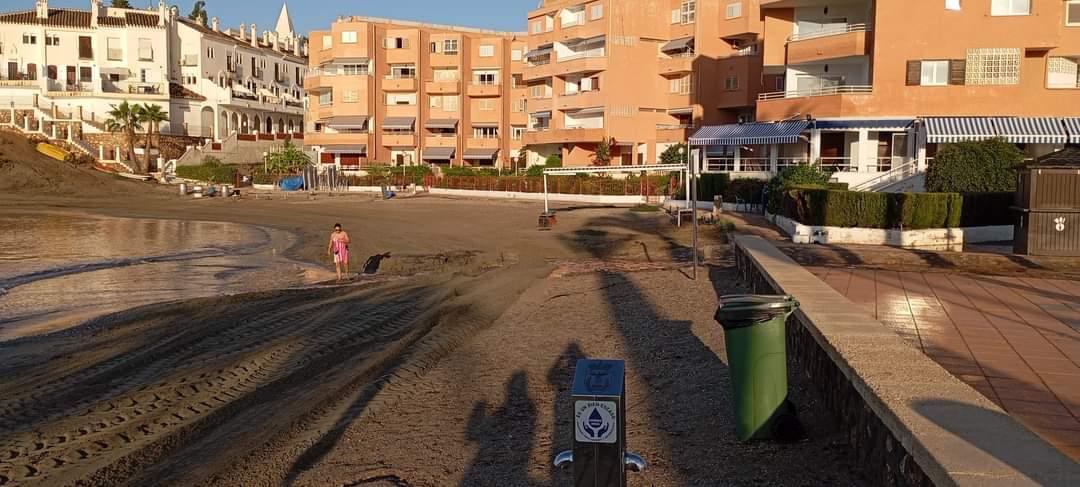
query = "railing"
xmin=664 ymin=51 xmax=696 ymax=59
xmin=385 ymin=73 xmax=417 ymax=80
xmin=789 ymin=23 xmax=870 ymax=42
xmin=526 ymin=57 xmax=552 ymax=67
xmin=472 ymin=79 xmax=500 ymax=86
xmin=307 ymin=67 xmax=370 ymax=77
xmin=656 ymin=124 xmax=692 ymax=130
xmin=559 ymin=49 xmax=605 ymax=62
xmin=561 ymin=12 xmax=585 ymax=28
xmin=819 ymin=157 xmax=857 ymax=173
xmin=851 ymin=160 xmax=920 ymax=191
xmin=777 ymin=158 xmax=811 ymax=170
xmin=758 ymin=85 xmax=872 ymax=100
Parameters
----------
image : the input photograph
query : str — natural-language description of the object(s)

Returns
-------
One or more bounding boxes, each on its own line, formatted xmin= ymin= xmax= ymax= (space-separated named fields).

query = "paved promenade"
xmin=809 ymin=267 xmax=1080 ymax=459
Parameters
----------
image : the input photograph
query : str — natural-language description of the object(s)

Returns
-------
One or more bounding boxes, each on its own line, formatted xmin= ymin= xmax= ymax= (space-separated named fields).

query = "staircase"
xmin=850 ymin=161 xmax=925 ymax=192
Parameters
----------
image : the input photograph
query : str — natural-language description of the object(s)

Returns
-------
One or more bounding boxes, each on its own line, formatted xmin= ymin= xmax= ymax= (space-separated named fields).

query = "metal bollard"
xmin=554 ymin=359 xmax=646 ymax=487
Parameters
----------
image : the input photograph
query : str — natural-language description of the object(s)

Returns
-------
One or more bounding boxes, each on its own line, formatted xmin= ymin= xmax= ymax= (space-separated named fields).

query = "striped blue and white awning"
xmin=1062 ymin=118 xmax=1080 ymax=144
xmin=814 ymin=119 xmax=914 ymax=131
xmin=924 ymin=117 xmax=998 ymax=143
xmin=992 ymin=117 xmax=1068 ymax=144
xmin=690 ymin=120 xmax=810 ymax=146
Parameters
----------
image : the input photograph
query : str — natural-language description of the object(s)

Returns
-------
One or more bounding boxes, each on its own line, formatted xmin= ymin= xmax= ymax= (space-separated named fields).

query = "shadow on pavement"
xmin=461 ymin=370 xmax=539 ymax=487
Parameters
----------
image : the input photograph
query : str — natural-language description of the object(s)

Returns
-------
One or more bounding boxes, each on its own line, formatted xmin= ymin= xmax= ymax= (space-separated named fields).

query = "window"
xmin=138 ymin=38 xmax=153 ymax=61
xmin=429 ymin=95 xmax=443 ymax=109
xmin=591 ymin=4 xmax=603 ymax=20
xmin=724 ymin=76 xmax=739 ymax=91
xmin=920 ymin=60 xmax=949 ymax=86
xmin=390 ymin=65 xmax=416 ymax=79
xmin=322 ymin=35 xmax=332 ymax=50
xmin=512 ymin=125 xmax=526 ymax=140
xmin=45 ymin=35 xmax=60 ymax=46
xmin=343 ymin=64 xmax=368 ymax=75
xmin=386 ymin=93 xmax=416 ymax=105
xmin=79 ymin=67 xmax=92 ymax=83
xmin=341 ymin=31 xmax=357 ymax=44
xmin=725 ymin=2 xmax=743 ymax=19
xmin=512 ymin=74 xmax=524 ymax=88
xmin=946 ymin=0 xmax=961 ymax=11
xmin=511 ymin=49 xmax=522 ymax=61
xmin=513 ymin=98 xmax=527 ymax=112
xmin=479 ymin=45 xmax=495 ymax=57
xmin=23 ymin=34 xmax=36 ymax=45
xmin=1068 ymin=1 xmax=1080 ymax=25
xmin=343 ymin=89 xmax=359 ymax=103
xmin=531 ymin=19 xmax=543 ymax=34
xmin=320 ymin=90 xmax=333 ymax=106
xmin=531 ymin=83 xmax=550 ymax=98
xmin=474 ymin=71 xmax=498 ymax=85
xmin=479 ymin=99 xmax=496 ymax=111
xmin=443 ymin=95 xmax=460 ymax=111
xmin=991 ymin=0 xmax=1030 ymax=16
xmin=670 ymin=75 xmax=692 ymax=94
xmin=681 ymin=1 xmax=696 ymax=24
xmin=434 ymin=69 xmax=459 ymax=81
xmin=107 ymin=38 xmax=122 ymax=60
xmin=1047 ymin=57 xmax=1079 ymax=88
xmin=473 ymin=127 xmax=498 ymax=138
xmin=384 ymin=37 xmax=408 ymax=49
xmin=443 ymin=39 xmax=459 ymax=54
xmin=965 ymin=48 xmax=1021 ymax=85
xmin=78 ymin=36 xmax=92 ymax=59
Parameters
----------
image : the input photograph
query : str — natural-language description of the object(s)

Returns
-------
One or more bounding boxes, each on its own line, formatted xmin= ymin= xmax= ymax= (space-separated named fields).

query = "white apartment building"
xmin=0 ymin=0 xmax=307 ymax=143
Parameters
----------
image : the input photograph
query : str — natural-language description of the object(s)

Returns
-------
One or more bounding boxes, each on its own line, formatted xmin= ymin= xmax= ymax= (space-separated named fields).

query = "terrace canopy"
xmin=422 ymin=147 xmax=455 ymax=160
xmin=689 ymin=120 xmax=810 ymax=146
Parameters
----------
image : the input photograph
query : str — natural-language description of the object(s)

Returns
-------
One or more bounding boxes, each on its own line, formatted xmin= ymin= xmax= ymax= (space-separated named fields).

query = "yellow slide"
xmin=36 ymin=142 xmax=71 ymax=162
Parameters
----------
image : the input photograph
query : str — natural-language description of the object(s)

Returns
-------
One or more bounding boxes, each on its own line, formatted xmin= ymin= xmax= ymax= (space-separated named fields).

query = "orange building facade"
xmin=305 ymin=17 xmax=526 ymax=168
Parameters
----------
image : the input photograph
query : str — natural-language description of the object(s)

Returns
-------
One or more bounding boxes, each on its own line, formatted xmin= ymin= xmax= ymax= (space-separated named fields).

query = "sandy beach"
xmin=0 ymin=141 xmax=862 ymax=486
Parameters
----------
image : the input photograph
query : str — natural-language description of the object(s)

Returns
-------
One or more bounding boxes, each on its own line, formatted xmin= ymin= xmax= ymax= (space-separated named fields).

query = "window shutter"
xmin=905 ymin=60 xmax=921 ymax=86
xmin=948 ymin=59 xmax=966 ymax=85
xmin=671 ymin=9 xmax=680 ymax=23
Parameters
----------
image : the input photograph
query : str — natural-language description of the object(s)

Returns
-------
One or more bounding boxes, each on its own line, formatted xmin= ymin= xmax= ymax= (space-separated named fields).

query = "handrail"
xmin=758 ymin=85 xmax=872 ymax=100
xmin=851 ymin=160 xmax=920 ymax=191
xmin=789 ymin=23 xmax=870 ymax=42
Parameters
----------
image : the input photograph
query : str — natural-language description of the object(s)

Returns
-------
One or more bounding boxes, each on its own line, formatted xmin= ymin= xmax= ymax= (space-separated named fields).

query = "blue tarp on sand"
xmin=279 ymin=176 xmax=304 ymax=191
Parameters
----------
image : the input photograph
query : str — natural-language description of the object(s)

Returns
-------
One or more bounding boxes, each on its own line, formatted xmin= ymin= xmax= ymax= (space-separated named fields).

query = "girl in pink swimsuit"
xmin=327 ymin=223 xmax=351 ymax=281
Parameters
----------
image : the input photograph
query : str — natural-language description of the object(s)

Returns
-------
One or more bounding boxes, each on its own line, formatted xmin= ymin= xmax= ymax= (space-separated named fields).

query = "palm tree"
xmin=138 ymin=104 xmax=168 ymax=172
xmin=265 ymin=140 xmax=311 ymax=176
xmin=105 ymin=101 xmax=144 ymax=173
xmin=188 ymin=1 xmax=208 ymax=26
xmin=593 ymin=138 xmax=613 ymax=166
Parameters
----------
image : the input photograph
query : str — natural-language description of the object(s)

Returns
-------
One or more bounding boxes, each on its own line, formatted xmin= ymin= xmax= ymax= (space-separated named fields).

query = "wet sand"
xmin=0 ymin=189 xmax=862 ymax=486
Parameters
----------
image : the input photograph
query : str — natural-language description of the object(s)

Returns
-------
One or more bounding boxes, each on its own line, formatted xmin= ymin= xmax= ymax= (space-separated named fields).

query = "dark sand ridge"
xmin=0 ymin=143 xmax=861 ymax=485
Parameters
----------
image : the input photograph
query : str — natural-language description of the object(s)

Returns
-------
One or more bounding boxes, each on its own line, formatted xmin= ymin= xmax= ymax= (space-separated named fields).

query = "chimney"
xmin=263 ymin=31 xmax=270 ymax=47
xmin=158 ymin=0 xmax=166 ymax=27
xmin=239 ymin=23 xmax=246 ymax=41
xmin=90 ymin=0 xmax=100 ymax=27
xmin=270 ymin=32 xmax=279 ymax=52
xmin=211 ymin=16 xmax=219 ymax=32
xmin=35 ymin=0 xmax=48 ymax=20
xmin=250 ymin=24 xmax=258 ymax=47
xmin=293 ymin=36 xmax=302 ymax=57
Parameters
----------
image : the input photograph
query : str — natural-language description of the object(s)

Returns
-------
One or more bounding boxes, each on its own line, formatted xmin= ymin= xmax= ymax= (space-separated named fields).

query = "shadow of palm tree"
xmin=461 ymin=371 xmax=539 ymax=487
xmin=546 ymin=343 xmax=585 ymax=485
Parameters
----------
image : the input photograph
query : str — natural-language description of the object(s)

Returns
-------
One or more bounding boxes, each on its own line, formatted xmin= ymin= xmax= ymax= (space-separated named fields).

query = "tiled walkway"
xmin=808 ymin=267 xmax=1080 ymax=459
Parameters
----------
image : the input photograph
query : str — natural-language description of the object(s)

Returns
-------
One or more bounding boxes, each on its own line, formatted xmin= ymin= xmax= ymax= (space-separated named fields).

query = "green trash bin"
xmin=715 ymin=294 xmax=800 ymax=441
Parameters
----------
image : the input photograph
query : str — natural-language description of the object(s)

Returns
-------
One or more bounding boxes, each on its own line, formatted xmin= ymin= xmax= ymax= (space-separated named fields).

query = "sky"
xmin=45 ymin=0 xmax=540 ymax=35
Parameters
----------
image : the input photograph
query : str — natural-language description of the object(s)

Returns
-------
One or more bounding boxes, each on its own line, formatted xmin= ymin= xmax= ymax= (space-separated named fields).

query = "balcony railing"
xmin=386 ymin=73 xmax=417 ymax=80
xmin=559 ymin=49 xmax=605 ymax=62
xmin=789 ymin=23 xmax=870 ymax=42
xmin=657 ymin=124 xmax=692 ymax=130
xmin=527 ymin=57 xmax=552 ymax=67
xmin=819 ymin=157 xmax=858 ymax=173
xmin=758 ymin=85 xmax=872 ymax=100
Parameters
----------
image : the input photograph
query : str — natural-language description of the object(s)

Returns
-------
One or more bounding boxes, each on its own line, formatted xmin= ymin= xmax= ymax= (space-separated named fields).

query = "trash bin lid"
xmin=714 ymin=294 xmax=799 ymax=330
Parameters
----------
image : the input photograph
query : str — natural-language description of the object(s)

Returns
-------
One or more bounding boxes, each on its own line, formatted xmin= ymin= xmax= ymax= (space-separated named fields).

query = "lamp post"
xmin=691 ymin=145 xmax=699 ymax=280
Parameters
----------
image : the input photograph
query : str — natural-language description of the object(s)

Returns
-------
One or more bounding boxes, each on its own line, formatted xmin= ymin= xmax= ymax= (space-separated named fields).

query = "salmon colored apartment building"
xmin=307 ymin=0 xmax=1080 ymax=181
xmin=304 ymin=17 xmax=526 ymax=168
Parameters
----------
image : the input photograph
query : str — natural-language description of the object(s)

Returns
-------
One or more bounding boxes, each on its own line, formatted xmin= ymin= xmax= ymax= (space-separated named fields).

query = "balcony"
xmin=425 ymin=135 xmax=457 ymax=148
xmin=656 ymin=125 xmax=693 ymax=143
xmin=666 ymin=92 xmax=693 ymax=108
xmin=553 ymin=52 xmax=606 ymax=76
xmin=425 ymin=80 xmax=461 ymax=94
xmin=383 ymin=76 xmax=417 ymax=92
xmin=467 ymin=137 xmax=500 ymax=149
xmin=787 ymin=25 xmax=870 ymax=65
xmin=524 ymin=60 xmax=555 ymax=81
xmin=385 ymin=47 xmax=418 ymax=65
xmin=430 ymin=52 xmax=461 ymax=67
xmin=523 ymin=127 xmax=604 ymax=145
xmin=555 ymin=90 xmax=603 ymax=110
xmin=467 ymin=82 xmax=501 ymax=97
xmin=385 ymin=104 xmax=418 ymax=118
xmin=306 ymin=132 xmax=369 ymax=147
xmin=554 ymin=19 xmax=605 ymax=43
xmin=756 ymin=85 xmax=874 ymax=120
xmin=529 ymin=96 xmax=553 ymax=113
xmin=659 ymin=54 xmax=695 ymax=76
xmin=381 ymin=133 xmax=417 ymax=147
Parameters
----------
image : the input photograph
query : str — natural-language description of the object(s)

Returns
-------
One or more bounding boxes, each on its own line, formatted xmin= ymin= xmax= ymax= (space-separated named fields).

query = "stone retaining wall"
xmin=732 ymin=234 xmax=1079 ymax=487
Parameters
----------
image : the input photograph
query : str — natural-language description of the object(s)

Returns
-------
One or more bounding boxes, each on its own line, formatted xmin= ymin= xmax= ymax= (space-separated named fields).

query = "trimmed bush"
xmin=766 ymin=164 xmax=832 ymax=213
xmin=960 ymin=192 xmax=1016 ymax=227
xmin=176 ymin=159 xmax=237 ymax=183
xmin=925 ymin=139 xmax=1023 ymax=193
xmin=525 ymin=155 xmax=563 ymax=177
xmin=782 ymin=188 xmax=963 ymax=229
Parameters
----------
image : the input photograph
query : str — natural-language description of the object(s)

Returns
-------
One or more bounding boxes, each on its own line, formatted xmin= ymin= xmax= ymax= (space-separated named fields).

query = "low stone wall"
xmin=732 ymin=235 xmax=1079 ymax=486
xmin=428 ymin=187 xmax=651 ymax=205
xmin=84 ymin=133 xmax=205 ymax=161
xmin=768 ymin=213 xmax=1013 ymax=250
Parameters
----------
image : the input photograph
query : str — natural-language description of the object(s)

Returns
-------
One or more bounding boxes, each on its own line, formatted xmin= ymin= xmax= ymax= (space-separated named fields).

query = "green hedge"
xmin=925 ymin=139 xmax=1023 ymax=193
xmin=176 ymin=160 xmax=237 ymax=184
xmin=960 ymin=192 xmax=1016 ymax=227
xmin=782 ymin=188 xmax=964 ymax=229
xmin=724 ymin=179 xmax=766 ymax=204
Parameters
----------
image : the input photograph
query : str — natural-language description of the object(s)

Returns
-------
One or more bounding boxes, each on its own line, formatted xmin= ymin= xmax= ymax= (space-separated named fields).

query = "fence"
xmin=424 ymin=175 xmax=676 ymax=196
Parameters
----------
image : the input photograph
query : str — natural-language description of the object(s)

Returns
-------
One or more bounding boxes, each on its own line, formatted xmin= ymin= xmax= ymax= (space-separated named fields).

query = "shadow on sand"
xmin=461 ymin=371 xmax=539 ymax=487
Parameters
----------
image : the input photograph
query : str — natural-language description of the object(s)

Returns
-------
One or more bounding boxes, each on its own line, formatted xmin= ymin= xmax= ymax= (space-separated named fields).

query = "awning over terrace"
xmin=422 ymin=147 xmax=455 ymax=160
xmin=992 ymin=117 xmax=1067 ymax=144
xmin=1063 ymin=118 xmax=1080 ymax=144
xmin=924 ymin=117 xmax=999 ymax=143
xmin=814 ymin=119 xmax=914 ymax=131
xmin=382 ymin=117 xmax=416 ymax=130
xmin=323 ymin=145 xmax=367 ymax=154
xmin=463 ymin=149 xmax=498 ymax=160
xmin=325 ymin=116 xmax=369 ymax=129
xmin=690 ymin=120 xmax=811 ymax=146
xmin=425 ymin=119 xmax=459 ymax=130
